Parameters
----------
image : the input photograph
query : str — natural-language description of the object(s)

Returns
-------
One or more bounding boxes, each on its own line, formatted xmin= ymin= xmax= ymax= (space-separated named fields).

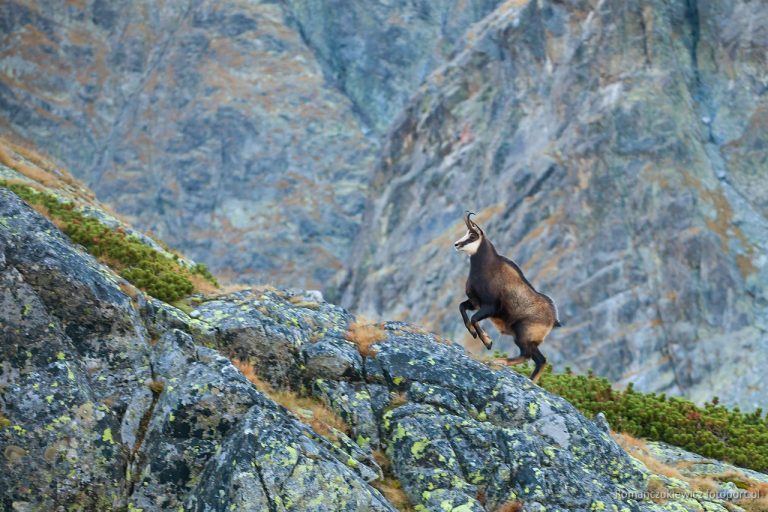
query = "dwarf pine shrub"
xmin=2 ymin=181 xmax=217 ymax=302
xmin=524 ymin=365 xmax=768 ymax=472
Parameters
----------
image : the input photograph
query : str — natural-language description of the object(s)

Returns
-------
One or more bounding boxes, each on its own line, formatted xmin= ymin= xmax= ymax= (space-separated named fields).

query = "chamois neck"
xmin=469 ymin=238 xmax=497 ymax=265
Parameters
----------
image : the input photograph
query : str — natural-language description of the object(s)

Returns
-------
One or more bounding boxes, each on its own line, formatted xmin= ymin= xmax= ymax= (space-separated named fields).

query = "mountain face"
xmin=2 ymin=187 xmax=759 ymax=511
xmin=1 ymin=0 xmax=767 ymax=411
xmin=0 ymin=0 xmax=500 ymax=291
xmin=341 ymin=0 xmax=768 ymax=410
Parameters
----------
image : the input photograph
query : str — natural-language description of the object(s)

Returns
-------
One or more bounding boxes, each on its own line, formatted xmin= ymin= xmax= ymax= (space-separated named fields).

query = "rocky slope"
xmin=341 ymin=0 xmax=768 ymax=411
xmin=5 ymin=188 xmax=763 ymax=511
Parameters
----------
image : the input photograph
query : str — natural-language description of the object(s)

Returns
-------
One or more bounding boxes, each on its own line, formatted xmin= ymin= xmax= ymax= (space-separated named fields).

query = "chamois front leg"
xmin=470 ymin=305 xmax=496 ymax=349
xmin=459 ymin=300 xmax=477 ymax=337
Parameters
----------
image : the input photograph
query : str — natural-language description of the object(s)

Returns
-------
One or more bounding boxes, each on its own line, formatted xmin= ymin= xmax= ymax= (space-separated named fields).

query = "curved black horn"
xmin=464 ymin=210 xmax=476 ymax=228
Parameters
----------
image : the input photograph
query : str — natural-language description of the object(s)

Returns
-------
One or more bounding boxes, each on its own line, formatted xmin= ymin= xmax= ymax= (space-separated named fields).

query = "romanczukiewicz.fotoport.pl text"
xmin=616 ymin=488 xmax=760 ymax=501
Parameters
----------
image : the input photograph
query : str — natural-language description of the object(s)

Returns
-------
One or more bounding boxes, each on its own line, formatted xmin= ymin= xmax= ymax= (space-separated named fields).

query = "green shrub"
xmin=517 ymin=364 xmax=768 ymax=472
xmin=2 ymin=181 xmax=217 ymax=303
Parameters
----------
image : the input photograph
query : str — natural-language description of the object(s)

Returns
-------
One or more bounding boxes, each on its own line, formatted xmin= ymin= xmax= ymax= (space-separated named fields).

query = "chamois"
xmin=454 ymin=212 xmax=561 ymax=383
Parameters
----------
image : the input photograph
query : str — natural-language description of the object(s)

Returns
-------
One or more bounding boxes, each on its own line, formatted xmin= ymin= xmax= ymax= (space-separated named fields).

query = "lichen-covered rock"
xmin=190 ymin=288 xmax=355 ymax=387
xmin=0 ymin=188 xmax=143 ymax=509
xmin=0 ymin=190 xmax=394 ymax=510
xmin=183 ymin=297 xmax=748 ymax=512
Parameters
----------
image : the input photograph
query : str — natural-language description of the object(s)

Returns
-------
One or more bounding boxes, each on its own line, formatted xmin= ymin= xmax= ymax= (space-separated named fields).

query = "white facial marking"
xmin=454 ymin=229 xmax=481 ymax=255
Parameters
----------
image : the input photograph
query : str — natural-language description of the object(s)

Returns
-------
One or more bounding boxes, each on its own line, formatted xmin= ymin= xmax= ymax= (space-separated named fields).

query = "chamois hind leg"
xmin=529 ymin=346 xmax=547 ymax=383
xmin=470 ymin=305 xmax=496 ymax=349
xmin=495 ymin=337 xmax=530 ymax=366
xmin=504 ymin=354 xmax=530 ymax=366
xmin=513 ymin=323 xmax=551 ymax=382
xmin=459 ymin=300 xmax=477 ymax=337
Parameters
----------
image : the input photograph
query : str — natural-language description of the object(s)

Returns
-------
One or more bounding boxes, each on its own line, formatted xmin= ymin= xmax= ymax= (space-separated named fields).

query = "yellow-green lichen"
xmin=411 ymin=439 xmax=429 ymax=458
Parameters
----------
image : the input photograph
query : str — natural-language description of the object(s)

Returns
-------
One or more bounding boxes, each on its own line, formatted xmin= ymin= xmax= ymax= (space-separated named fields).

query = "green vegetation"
xmin=2 ymin=181 xmax=218 ymax=302
xmin=522 ymin=364 xmax=768 ymax=472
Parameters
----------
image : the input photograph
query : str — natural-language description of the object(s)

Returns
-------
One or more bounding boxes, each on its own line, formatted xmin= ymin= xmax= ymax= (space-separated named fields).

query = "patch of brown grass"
xmin=495 ymin=502 xmax=524 ymax=512
xmin=188 ymin=273 xmax=220 ymax=295
xmin=612 ymin=432 xmax=686 ymax=480
xmin=0 ymin=142 xmax=64 ymax=189
xmin=232 ymin=358 xmax=348 ymax=441
xmin=287 ymin=295 xmax=321 ymax=310
xmin=732 ymin=480 xmax=768 ymax=512
xmin=386 ymin=392 xmax=408 ymax=412
xmin=217 ymin=282 xmax=255 ymax=294
xmin=119 ymin=281 xmax=140 ymax=301
xmin=646 ymin=477 xmax=670 ymax=504
xmin=372 ymin=449 xmax=414 ymax=511
xmin=346 ymin=319 xmax=387 ymax=357
xmin=738 ymin=482 xmax=768 ymax=512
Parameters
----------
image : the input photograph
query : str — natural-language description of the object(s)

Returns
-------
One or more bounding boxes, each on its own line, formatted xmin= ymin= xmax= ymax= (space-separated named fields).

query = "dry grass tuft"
xmin=346 ymin=319 xmax=387 ymax=357
xmin=612 ymin=432 xmax=686 ymax=480
xmin=386 ymin=392 xmax=408 ymax=411
xmin=287 ymin=295 xmax=322 ymax=310
xmin=147 ymin=379 xmax=165 ymax=394
xmin=495 ymin=501 xmax=524 ymax=512
xmin=119 ymin=281 xmax=140 ymax=301
xmin=736 ymin=481 xmax=768 ymax=512
xmin=232 ymin=358 xmax=348 ymax=441
xmin=188 ymin=273 xmax=221 ymax=295
xmin=372 ymin=449 xmax=414 ymax=511
xmin=646 ymin=477 xmax=670 ymax=504
xmin=0 ymin=142 xmax=64 ymax=189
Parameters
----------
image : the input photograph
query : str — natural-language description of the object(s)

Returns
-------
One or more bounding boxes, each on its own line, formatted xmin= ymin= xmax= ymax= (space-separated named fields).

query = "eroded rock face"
xmin=341 ymin=0 xmax=768 ymax=411
xmin=281 ymin=0 xmax=503 ymax=133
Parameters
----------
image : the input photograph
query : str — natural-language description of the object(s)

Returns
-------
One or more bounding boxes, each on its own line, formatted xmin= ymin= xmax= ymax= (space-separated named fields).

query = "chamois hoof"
xmin=479 ymin=333 xmax=493 ymax=349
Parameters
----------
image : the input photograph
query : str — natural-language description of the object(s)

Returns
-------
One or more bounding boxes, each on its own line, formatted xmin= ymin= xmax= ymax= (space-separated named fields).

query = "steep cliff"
xmin=4 ymin=186 xmax=764 ymax=511
xmin=341 ymin=0 xmax=768 ymax=411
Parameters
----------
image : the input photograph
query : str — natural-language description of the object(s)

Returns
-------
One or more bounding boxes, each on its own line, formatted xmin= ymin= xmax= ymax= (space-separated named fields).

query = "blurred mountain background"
xmin=1 ymin=0 xmax=766 ymax=410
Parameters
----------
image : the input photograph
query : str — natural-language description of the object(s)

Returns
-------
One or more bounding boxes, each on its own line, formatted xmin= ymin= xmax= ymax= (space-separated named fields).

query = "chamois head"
xmin=454 ymin=211 xmax=485 ymax=255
